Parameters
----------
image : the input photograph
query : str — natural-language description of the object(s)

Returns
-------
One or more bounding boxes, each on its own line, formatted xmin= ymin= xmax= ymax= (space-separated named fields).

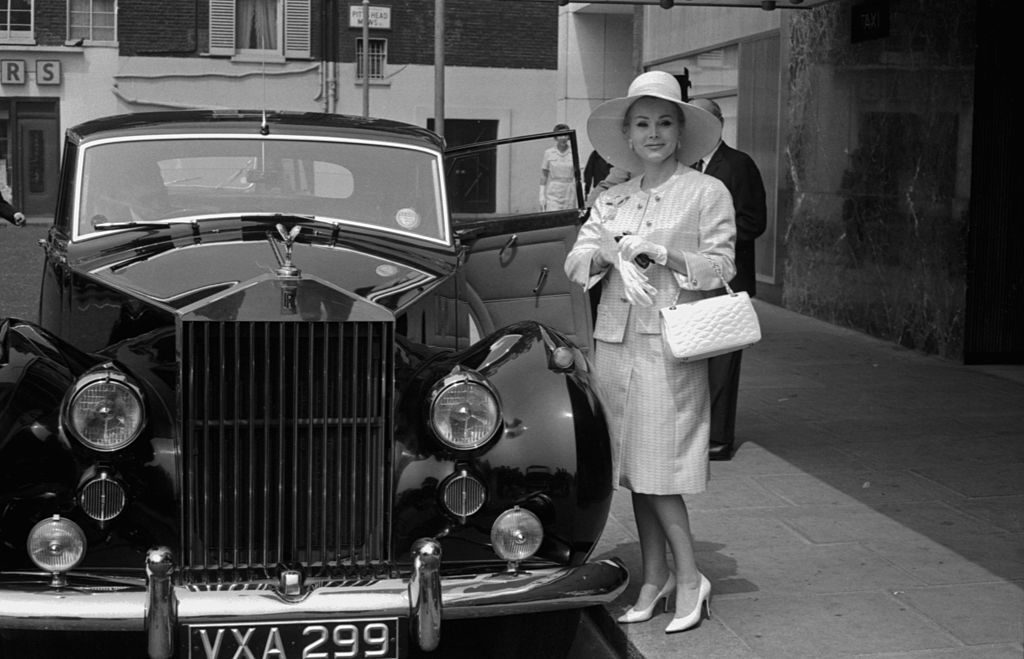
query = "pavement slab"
xmin=590 ymin=302 xmax=1024 ymax=658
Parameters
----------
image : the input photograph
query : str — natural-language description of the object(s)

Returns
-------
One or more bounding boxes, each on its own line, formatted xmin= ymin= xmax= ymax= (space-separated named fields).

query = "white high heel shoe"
xmin=665 ymin=573 xmax=711 ymax=633
xmin=617 ymin=572 xmax=676 ymax=624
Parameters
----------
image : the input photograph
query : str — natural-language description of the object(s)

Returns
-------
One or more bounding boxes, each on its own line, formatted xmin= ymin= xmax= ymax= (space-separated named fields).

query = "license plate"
xmin=188 ymin=617 xmax=401 ymax=659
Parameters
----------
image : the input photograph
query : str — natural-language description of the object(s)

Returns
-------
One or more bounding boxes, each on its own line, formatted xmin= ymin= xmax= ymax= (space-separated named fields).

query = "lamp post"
xmin=434 ymin=0 xmax=445 ymax=138
xmin=362 ymin=0 xmax=370 ymax=117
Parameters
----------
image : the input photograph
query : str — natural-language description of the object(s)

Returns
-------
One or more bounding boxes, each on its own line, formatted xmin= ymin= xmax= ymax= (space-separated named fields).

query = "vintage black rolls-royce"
xmin=0 ymin=111 xmax=625 ymax=657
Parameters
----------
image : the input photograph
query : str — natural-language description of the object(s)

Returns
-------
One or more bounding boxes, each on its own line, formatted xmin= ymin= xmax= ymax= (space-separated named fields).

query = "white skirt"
xmin=595 ymin=315 xmax=710 ymax=495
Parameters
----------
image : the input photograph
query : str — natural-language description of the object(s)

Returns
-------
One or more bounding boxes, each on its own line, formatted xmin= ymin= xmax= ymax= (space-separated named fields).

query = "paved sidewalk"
xmin=591 ymin=301 xmax=1024 ymax=658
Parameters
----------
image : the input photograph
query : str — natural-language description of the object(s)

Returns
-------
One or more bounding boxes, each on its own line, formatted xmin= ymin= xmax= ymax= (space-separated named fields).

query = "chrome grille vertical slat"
xmin=363 ymin=324 xmax=373 ymax=555
xmin=305 ymin=322 xmax=314 ymax=565
xmin=201 ymin=324 xmax=212 ymax=578
xmin=375 ymin=323 xmax=388 ymax=552
xmin=277 ymin=325 xmax=286 ymax=565
xmin=348 ymin=323 xmax=359 ymax=561
xmin=217 ymin=324 xmax=226 ymax=577
xmin=181 ymin=318 xmax=393 ymax=582
xmin=339 ymin=327 xmax=348 ymax=556
xmin=290 ymin=327 xmax=299 ymax=561
xmin=319 ymin=326 xmax=330 ymax=569
xmin=231 ymin=323 xmax=241 ymax=580
xmin=247 ymin=323 xmax=256 ymax=574
xmin=262 ymin=322 xmax=272 ymax=573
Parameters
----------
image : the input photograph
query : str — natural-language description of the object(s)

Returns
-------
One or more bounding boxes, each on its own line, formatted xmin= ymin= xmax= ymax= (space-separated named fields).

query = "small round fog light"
xmin=27 ymin=515 xmax=87 ymax=575
xmin=490 ymin=506 xmax=543 ymax=565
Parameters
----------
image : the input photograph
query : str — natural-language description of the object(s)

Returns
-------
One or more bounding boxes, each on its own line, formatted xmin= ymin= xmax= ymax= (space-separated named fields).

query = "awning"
xmin=500 ymin=0 xmax=838 ymax=9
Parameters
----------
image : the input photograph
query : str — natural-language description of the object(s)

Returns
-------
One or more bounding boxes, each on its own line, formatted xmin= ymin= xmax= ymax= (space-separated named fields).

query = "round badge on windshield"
xmin=395 ymin=208 xmax=421 ymax=230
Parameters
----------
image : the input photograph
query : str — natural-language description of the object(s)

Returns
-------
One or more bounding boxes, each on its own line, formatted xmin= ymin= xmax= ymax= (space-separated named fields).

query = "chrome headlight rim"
xmin=427 ymin=368 xmax=502 ymax=452
xmin=61 ymin=366 xmax=147 ymax=452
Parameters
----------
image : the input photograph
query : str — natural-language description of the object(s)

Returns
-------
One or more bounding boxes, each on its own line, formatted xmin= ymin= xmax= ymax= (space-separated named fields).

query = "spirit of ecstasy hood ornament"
xmin=270 ymin=223 xmax=303 ymax=315
xmin=270 ymin=223 xmax=302 ymax=278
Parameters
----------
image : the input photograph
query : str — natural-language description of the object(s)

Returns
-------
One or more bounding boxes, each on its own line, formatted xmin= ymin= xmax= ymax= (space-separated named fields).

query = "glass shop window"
xmin=1 ymin=0 xmax=33 ymax=42
xmin=68 ymin=0 xmax=116 ymax=43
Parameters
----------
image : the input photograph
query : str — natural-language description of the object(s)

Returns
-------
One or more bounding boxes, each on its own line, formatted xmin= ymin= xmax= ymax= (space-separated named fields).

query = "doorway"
xmin=0 ymin=98 xmax=60 ymax=219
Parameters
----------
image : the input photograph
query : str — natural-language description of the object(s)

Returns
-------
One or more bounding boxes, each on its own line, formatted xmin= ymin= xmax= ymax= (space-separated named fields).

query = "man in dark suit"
xmin=690 ymin=98 xmax=767 ymax=461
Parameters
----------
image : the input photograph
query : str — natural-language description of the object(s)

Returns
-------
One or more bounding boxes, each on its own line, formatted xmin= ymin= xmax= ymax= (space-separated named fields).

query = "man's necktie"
xmin=694 ymin=159 xmax=704 ymax=172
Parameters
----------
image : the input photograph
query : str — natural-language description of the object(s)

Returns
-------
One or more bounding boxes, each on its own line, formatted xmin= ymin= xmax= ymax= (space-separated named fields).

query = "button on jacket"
xmin=565 ymin=164 xmax=737 ymax=342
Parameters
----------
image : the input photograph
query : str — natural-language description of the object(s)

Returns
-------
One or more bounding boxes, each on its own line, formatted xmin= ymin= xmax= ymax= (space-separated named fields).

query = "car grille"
xmin=180 ymin=319 xmax=393 ymax=582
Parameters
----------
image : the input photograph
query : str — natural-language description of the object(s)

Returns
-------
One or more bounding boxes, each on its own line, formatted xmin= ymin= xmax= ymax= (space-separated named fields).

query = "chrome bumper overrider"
xmin=0 ymin=542 xmax=628 ymax=659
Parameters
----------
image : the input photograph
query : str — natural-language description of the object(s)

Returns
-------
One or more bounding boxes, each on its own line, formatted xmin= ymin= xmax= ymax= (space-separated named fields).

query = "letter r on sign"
xmin=1 ymin=60 xmax=27 ymax=85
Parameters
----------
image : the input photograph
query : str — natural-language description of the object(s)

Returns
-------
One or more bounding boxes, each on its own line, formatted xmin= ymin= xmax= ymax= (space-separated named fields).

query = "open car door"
xmin=441 ymin=128 xmax=595 ymax=352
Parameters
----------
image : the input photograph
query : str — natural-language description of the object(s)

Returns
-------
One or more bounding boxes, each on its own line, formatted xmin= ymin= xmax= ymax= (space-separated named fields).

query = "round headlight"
xmin=429 ymin=373 xmax=500 ymax=450
xmin=490 ymin=506 xmax=543 ymax=563
xmin=66 ymin=372 xmax=145 ymax=451
xmin=27 ymin=516 xmax=87 ymax=573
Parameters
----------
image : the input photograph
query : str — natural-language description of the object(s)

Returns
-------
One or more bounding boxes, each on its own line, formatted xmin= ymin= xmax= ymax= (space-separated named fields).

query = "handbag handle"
xmin=702 ymin=254 xmax=737 ymax=297
xmin=668 ymin=254 xmax=735 ymax=309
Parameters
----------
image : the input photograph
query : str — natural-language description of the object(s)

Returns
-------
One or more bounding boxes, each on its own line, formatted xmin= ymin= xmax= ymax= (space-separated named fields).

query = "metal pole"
xmin=434 ymin=0 xmax=444 ymax=138
xmin=362 ymin=0 xmax=370 ymax=117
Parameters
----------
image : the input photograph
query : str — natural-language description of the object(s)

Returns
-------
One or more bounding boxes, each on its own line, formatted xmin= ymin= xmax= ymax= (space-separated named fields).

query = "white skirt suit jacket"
xmin=565 ymin=164 xmax=736 ymax=494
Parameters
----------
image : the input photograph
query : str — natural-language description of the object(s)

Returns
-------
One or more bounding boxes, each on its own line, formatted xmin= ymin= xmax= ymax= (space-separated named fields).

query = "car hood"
xmin=86 ymin=239 xmax=450 ymax=317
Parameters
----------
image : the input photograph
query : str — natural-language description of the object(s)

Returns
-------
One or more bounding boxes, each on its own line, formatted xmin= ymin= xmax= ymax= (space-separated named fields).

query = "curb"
xmin=568 ymin=606 xmax=643 ymax=659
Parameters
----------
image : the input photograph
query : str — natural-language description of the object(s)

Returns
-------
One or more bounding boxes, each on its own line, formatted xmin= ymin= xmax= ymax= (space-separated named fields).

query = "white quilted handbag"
xmin=659 ymin=261 xmax=761 ymax=362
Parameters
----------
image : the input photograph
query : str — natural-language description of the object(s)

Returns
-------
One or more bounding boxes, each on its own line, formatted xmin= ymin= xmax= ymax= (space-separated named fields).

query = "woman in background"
xmin=538 ymin=123 xmax=577 ymax=211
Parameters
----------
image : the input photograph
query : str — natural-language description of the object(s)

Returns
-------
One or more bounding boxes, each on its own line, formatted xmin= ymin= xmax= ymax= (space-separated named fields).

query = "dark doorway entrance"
xmin=0 ymin=98 xmax=60 ymax=219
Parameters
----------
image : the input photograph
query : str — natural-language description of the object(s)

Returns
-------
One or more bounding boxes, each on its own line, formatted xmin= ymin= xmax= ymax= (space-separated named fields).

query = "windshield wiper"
xmin=93 ymin=218 xmax=199 ymax=231
xmin=238 ymin=213 xmax=339 ymax=228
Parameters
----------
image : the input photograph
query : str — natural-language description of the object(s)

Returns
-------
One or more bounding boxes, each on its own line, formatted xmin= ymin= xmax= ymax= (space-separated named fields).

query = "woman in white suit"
xmin=565 ymin=71 xmax=735 ymax=634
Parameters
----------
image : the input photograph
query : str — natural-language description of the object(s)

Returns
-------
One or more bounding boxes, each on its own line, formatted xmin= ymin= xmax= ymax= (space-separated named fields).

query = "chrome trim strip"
xmin=0 ymin=559 xmax=628 ymax=640
xmin=409 ymin=538 xmax=442 ymax=652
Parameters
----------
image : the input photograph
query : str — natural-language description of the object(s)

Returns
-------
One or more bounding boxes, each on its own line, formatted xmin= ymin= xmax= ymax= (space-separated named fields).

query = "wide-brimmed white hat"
xmin=587 ymin=71 xmax=721 ymax=172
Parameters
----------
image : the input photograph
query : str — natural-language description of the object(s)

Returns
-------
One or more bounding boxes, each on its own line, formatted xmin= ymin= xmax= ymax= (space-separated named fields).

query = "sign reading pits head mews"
xmin=1 ymin=60 xmax=62 ymax=86
xmin=349 ymin=5 xmax=391 ymax=29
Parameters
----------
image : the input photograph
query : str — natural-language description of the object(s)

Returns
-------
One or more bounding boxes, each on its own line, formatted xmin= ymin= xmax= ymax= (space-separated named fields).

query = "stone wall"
xmin=783 ymin=0 xmax=976 ymax=359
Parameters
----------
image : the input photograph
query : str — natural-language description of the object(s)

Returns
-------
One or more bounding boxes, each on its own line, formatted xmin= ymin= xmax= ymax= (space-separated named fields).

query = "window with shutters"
xmin=68 ymin=0 xmax=116 ymax=44
xmin=1 ymin=0 xmax=34 ymax=43
xmin=208 ymin=0 xmax=310 ymax=60
xmin=355 ymin=38 xmax=386 ymax=80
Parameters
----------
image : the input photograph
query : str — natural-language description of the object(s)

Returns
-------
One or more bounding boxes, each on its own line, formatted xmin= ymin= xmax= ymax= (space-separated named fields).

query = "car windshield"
xmin=75 ymin=136 xmax=447 ymax=243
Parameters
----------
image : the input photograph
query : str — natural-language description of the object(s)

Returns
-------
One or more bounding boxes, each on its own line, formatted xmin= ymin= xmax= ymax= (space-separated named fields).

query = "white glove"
xmin=617 ymin=254 xmax=657 ymax=307
xmin=538 ymin=185 xmax=547 ymax=211
xmin=618 ymin=234 xmax=668 ymax=266
xmin=592 ymin=225 xmax=619 ymax=268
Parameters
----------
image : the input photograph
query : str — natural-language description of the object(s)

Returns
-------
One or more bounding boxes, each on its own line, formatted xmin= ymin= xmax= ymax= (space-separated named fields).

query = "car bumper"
xmin=0 ymin=542 xmax=628 ymax=658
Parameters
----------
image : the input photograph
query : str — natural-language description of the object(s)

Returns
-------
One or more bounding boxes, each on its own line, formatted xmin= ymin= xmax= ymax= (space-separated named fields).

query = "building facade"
xmin=557 ymin=0 xmax=1018 ymax=363
xmin=1 ymin=0 xmax=562 ymax=220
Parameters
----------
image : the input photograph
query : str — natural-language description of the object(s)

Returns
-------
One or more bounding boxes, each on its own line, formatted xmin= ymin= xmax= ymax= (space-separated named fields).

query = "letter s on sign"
xmin=36 ymin=60 xmax=62 ymax=86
